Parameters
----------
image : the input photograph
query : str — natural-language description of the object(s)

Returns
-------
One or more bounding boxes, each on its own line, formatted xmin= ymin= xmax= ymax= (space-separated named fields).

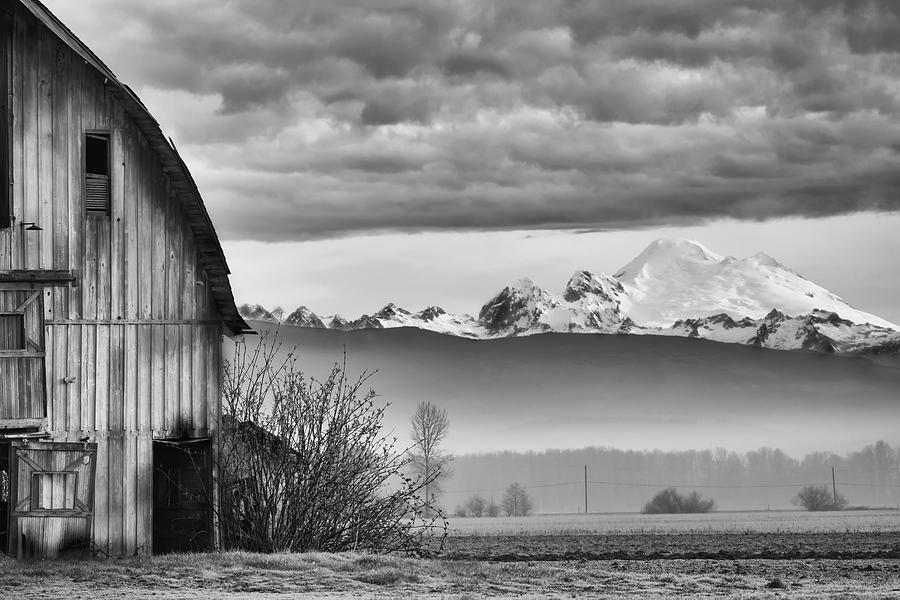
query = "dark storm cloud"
xmin=441 ymin=51 xmax=512 ymax=78
xmin=49 ymin=0 xmax=900 ymax=240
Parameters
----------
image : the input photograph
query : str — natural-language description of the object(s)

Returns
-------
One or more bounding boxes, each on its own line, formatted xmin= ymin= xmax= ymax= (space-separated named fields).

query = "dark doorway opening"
xmin=152 ymin=439 xmax=212 ymax=554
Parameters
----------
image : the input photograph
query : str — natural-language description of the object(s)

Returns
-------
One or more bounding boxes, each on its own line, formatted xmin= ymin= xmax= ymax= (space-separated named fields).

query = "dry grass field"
xmin=1 ymin=552 xmax=899 ymax=600
xmin=3 ymin=510 xmax=899 ymax=598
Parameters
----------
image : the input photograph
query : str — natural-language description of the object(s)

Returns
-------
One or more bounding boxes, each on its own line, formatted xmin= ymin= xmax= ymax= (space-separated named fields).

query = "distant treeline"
xmin=444 ymin=442 xmax=900 ymax=513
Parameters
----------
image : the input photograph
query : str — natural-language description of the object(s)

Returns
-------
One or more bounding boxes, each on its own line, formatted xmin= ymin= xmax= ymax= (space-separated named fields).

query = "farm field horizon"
xmin=445 ymin=509 xmax=900 ymax=536
xmin=435 ymin=509 xmax=900 ymax=562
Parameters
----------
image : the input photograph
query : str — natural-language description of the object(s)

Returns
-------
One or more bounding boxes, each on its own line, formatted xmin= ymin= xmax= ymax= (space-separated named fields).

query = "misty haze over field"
xmin=241 ymin=323 xmax=900 ymax=456
xmin=234 ymin=322 xmax=900 ymax=512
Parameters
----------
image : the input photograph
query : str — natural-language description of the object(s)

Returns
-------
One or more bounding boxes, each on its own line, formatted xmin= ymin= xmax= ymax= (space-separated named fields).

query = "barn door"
xmin=7 ymin=441 xmax=97 ymax=559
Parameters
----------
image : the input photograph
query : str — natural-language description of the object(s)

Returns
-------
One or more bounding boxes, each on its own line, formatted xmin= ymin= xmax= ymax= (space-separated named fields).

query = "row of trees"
xmin=450 ymin=443 xmax=900 ymax=512
xmin=454 ymin=483 xmax=534 ymax=517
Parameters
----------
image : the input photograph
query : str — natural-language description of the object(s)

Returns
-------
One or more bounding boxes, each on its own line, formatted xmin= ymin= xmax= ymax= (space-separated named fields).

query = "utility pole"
xmin=584 ymin=465 xmax=588 ymax=515
xmin=832 ymin=467 xmax=837 ymax=506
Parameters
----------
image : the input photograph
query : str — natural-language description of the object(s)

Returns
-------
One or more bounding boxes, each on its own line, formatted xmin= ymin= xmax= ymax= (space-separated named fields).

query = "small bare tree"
xmin=466 ymin=494 xmax=487 ymax=517
xmin=409 ymin=401 xmax=452 ymax=515
xmin=218 ymin=331 xmax=447 ymax=554
xmin=502 ymin=482 xmax=533 ymax=516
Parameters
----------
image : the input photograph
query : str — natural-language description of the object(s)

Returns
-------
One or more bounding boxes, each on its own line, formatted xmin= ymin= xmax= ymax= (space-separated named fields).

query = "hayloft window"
xmin=0 ymin=313 xmax=25 ymax=351
xmin=85 ymin=133 xmax=111 ymax=215
xmin=0 ymin=9 xmax=11 ymax=229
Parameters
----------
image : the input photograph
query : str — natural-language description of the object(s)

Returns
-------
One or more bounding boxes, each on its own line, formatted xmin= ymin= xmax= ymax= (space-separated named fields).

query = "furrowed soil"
xmin=434 ymin=531 xmax=900 ymax=561
xmin=2 ymin=552 xmax=900 ymax=599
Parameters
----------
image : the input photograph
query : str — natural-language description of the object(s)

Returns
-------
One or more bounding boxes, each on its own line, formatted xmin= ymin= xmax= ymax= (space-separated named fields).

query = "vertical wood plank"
xmin=181 ymin=325 xmax=193 ymax=434
xmin=22 ymin=16 xmax=38 ymax=269
xmin=109 ymin=324 xmax=124 ymax=432
xmin=93 ymin=435 xmax=109 ymax=556
xmin=108 ymin=434 xmax=124 ymax=556
xmin=123 ymin=433 xmax=137 ymax=555
xmin=94 ymin=325 xmax=109 ymax=433
xmin=68 ymin=56 xmax=83 ymax=319
xmin=151 ymin=326 xmax=165 ymax=433
xmin=110 ymin=123 xmax=125 ymax=320
xmin=81 ymin=323 xmax=96 ymax=432
xmin=136 ymin=433 xmax=152 ymax=555
xmin=137 ymin=324 xmax=152 ymax=432
xmin=124 ymin=125 xmax=138 ymax=320
xmin=164 ymin=324 xmax=178 ymax=435
xmin=66 ymin=324 xmax=82 ymax=433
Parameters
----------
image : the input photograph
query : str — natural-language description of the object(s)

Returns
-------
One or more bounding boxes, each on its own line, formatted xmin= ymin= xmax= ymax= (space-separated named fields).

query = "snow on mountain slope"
xmin=371 ymin=303 xmax=482 ymax=337
xmin=614 ymin=238 xmax=895 ymax=329
xmin=475 ymin=272 xmax=632 ymax=336
xmin=238 ymin=238 xmax=898 ymax=356
xmin=284 ymin=306 xmax=325 ymax=328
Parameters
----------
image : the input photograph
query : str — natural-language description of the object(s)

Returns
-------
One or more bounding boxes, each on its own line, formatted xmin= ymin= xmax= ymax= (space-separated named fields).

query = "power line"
xmin=589 ymin=480 xmax=818 ymax=489
xmin=446 ymin=480 xmax=900 ymax=494
xmin=446 ymin=481 xmax=582 ymax=494
xmin=837 ymin=482 xmax=900 ymax=488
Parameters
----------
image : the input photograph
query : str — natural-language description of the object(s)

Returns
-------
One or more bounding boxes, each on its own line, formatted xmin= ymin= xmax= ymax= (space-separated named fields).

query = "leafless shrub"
xmin=218 ymin=331 xmax=447 ymax=554
xmin=642 ymin=488 xmax=715 ymax=514
xmin=793 ymin=485 xmax=847 ymax=511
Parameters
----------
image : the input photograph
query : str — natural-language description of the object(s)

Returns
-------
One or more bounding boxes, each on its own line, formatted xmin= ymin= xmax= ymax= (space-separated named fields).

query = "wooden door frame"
xmin=7 ymin=441 xmax=97 ymax=557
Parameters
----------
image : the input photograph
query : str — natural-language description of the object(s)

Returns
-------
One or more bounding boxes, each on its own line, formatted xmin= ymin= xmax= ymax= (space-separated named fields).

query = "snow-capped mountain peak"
xmin=615 ymin=238 xmax=723 ymax=282
xmin=563 ymin=270 xmax=625 ymax=304
xmin=374 ymin=303 xmax=412 ymax=320
xmin=415 ymin=306 xmax=447 ymax=321
xmin=237 ymin=303 xmax=277 ymax=322
xmin=613 ymin=238 xmax=895 ymax=330
xmin=478 ymin=278 xmax=558 ymax=334
xmin=285 ymin=306 xmax=325 ymax=328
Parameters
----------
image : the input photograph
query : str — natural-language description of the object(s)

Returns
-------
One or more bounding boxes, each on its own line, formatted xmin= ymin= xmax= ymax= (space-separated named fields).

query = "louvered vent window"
xmin=85 ymin=133 xmax=110 ymax=214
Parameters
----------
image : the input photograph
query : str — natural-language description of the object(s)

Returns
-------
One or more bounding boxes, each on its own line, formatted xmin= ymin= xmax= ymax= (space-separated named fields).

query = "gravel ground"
xmin=2 ymin=551 xmax=900 ymax=599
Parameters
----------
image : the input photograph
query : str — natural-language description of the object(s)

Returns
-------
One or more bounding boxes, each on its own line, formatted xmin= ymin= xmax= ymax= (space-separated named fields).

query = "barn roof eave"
xmin=18 ymin=0 xmax=252 ymax=336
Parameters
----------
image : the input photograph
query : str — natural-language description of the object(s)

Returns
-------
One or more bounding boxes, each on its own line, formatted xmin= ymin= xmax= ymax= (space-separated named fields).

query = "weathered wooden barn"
xmin=0 ymin=0 xmax=250 ymax=558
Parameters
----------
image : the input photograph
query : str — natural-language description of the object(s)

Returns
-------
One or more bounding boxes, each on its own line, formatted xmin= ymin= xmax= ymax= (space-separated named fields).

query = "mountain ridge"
xmin=237 ymin=238 xmax=899 ymax=356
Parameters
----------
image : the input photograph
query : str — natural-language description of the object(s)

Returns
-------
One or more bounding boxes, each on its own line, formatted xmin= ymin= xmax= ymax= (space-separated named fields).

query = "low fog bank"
xmin=443 ymin=442 xmax=900 ymax=514
xmin=242 ymin=324 xmax=900 ymax=455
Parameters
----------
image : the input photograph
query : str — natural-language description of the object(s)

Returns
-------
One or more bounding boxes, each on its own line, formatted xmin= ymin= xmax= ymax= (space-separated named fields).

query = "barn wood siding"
xmin=1 ymin=7 xmax=225 ymax=556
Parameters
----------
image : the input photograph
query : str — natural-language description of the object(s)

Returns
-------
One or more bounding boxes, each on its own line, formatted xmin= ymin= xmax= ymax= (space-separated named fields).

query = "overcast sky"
xmin=45 ymin=0 xmax=900 ymax=323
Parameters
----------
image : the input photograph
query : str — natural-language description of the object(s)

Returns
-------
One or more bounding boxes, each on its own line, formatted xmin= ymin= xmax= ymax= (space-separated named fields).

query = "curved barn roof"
xmin=19 ymin=0 xmax=251 ymax=336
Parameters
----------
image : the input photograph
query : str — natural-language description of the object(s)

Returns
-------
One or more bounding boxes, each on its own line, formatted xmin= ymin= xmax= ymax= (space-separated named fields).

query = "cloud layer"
xmin=48 ymin=0 xmax=900 ymax=240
